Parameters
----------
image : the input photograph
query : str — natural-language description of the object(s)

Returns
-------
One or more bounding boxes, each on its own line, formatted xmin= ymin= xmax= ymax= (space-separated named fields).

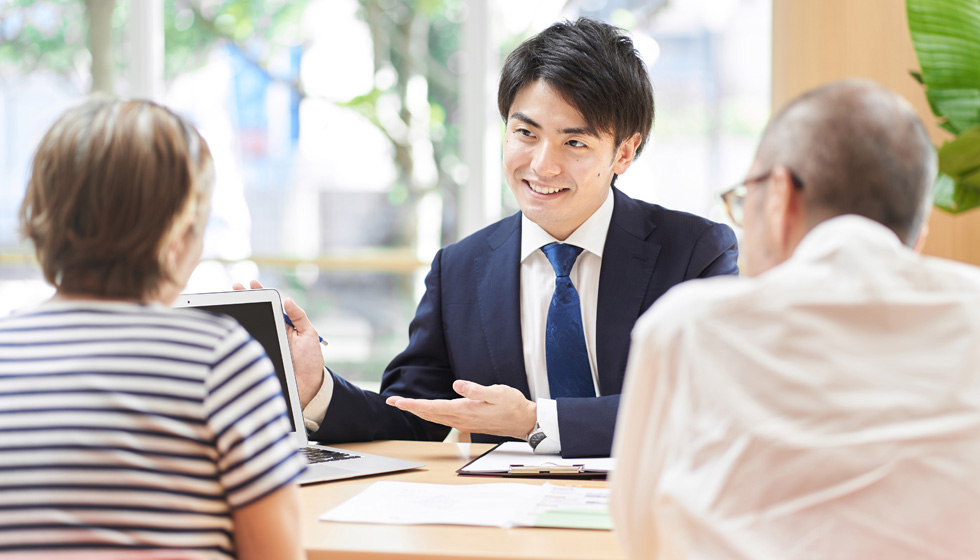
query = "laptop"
xmin=175 ymin=288 xmax=423 ymax=484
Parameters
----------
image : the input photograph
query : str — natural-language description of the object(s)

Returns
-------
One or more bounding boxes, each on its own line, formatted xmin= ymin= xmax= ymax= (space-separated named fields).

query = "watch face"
xmin=529 ymin=430 xmax=547 ymax=450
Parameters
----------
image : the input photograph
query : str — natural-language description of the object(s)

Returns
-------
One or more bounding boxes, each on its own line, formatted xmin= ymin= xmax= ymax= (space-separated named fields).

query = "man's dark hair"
xmin=497 ymin=17 xmax=655 ymax=157
xmin=754 ymin=79 xmax=936 ymax=246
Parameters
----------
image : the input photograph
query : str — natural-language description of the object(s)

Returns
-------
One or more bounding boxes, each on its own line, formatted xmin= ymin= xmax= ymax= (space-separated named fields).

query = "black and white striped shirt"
xmin=0 ymin=300 xmax=306 ymax=559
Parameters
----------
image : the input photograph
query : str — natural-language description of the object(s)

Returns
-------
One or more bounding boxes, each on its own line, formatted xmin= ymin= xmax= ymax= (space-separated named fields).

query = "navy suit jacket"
xmin=314 ymin=187 xmax=738 ymax=457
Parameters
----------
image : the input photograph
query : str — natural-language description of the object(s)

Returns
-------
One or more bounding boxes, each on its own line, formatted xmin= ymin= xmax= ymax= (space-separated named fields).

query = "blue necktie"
xmin=542 ymin=243 xmax=595 ymax=399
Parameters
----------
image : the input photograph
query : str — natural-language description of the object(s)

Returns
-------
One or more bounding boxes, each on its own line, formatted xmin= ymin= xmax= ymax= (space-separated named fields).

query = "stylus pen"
xmin=283 ymin=314 xmax=329 ymax=347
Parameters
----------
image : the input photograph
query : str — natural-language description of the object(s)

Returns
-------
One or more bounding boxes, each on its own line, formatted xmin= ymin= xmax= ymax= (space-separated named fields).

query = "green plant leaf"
xmin=935 ymin=124 xmax=980 ymax=213
xmin=933 ymin=172 xmax=957 ymax=213
xmin=907 ymin=0 xmax=980 ymax=132
xmin=931 ymin=171 xmax=980 ymax=214
xmin=933 ymin=88 xmax=980 ymax=134
xmin=918 ymin=85 xmax=972 ymax=133
xmin=938 ymin=123 xmax=980 ymax=178
xmin=952 ymin=180 xmax=980 ymax=213
xmin=908 ymin=0 xmax=980 ymax=212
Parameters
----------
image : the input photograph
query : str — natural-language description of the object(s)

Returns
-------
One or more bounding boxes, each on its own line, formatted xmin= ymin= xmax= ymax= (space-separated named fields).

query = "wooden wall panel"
xmin=771 ymin=0 xmax=980 ymax=264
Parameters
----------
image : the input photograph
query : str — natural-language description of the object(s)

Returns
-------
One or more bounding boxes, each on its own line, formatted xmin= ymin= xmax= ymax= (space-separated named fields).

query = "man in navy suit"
xmin=260 ymin=18 xmax=738 ymax=458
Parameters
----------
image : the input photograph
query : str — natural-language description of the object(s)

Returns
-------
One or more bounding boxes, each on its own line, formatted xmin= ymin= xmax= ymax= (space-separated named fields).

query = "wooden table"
xmin=300 ymin=440 xmax=625 ymax=560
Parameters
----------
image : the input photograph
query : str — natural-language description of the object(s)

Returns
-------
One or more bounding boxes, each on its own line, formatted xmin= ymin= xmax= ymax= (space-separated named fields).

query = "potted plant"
xmin=907 ymin=0 xmax=980 ymax=213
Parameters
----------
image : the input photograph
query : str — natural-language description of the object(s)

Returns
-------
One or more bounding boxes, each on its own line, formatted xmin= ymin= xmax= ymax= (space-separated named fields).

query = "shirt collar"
xmin=520 ymin=188 xmax=614 ymax=263
xmin=792 ymin=214 xmax=904 ymax=263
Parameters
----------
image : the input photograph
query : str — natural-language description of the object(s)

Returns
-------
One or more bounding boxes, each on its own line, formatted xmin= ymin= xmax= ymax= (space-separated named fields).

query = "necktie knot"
xmin=542 ymin=243 xmax=583 ymax=278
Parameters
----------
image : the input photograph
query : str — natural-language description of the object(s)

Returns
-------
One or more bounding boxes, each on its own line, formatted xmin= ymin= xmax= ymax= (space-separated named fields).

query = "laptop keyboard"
xmin=303 ymin=447 xmax=360 ymax=464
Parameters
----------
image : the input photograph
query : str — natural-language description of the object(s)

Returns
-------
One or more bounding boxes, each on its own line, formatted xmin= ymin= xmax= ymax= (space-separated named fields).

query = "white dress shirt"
xmin=611 ymin=215 xmax=980 ymax=560
xmin=521 ymin=188 xmax=613 ymax=451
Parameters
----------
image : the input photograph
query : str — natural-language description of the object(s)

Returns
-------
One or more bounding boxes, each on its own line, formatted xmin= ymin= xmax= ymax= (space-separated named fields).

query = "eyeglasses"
xmin=719 ymin=168 xmax=804 ymax=227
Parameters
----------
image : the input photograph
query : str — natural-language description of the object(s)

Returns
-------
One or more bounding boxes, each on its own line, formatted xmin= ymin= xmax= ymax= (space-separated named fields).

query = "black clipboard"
xmin=456 ymin=442 xmax=611 ymax=480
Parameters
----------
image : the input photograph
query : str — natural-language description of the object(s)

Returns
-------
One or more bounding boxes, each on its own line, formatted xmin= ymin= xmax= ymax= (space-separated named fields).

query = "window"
xmin=0 ymin=0 xmax=770 ymax=385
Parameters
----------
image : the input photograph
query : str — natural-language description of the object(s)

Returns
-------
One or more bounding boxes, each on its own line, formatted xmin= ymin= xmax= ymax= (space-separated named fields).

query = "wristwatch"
xmin=527 ymin=422 xmax=547 ymax=450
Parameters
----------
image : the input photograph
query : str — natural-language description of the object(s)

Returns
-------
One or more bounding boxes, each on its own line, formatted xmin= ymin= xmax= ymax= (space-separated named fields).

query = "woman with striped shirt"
xmin=1 ymin=99 xmax=307 ymax=559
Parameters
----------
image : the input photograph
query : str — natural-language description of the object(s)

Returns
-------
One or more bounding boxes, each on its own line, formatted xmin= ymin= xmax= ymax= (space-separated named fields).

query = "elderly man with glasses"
xmin=611 ymin=79 xmax=980 ymax=559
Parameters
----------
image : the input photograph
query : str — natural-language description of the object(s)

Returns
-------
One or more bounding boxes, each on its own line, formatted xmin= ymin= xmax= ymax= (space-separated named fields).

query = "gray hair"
xmin=754 ymin=79 xmax=936 ymax=246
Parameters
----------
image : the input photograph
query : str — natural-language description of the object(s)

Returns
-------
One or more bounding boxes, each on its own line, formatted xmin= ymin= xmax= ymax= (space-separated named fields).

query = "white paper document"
xmin=319 ymin=481 xmax=611 ymax=530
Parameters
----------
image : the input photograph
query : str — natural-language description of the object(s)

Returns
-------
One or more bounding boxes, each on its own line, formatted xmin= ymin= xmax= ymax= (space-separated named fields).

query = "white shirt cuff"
xmin=533 ymin=398 xmax=562 ymax=454
xmin=302 ymin=366 xmax=334 ymax=433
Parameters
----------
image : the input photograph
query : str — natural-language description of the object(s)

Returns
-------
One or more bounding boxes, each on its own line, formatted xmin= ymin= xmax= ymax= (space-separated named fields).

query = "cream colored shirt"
xmin=611 ymin=215 xmax=980 ymax=560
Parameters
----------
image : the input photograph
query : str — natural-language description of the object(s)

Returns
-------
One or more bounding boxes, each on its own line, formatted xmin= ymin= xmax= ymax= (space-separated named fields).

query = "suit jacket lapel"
xmin=475 ymin=213 xmax=531 ymax=397
xmin=596 ymin=188 xmax=661 ymax=396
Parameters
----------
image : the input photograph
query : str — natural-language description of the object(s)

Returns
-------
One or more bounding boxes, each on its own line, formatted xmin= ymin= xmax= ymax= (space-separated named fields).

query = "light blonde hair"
xmin=20 ymin=98 xmax=214 ymax=299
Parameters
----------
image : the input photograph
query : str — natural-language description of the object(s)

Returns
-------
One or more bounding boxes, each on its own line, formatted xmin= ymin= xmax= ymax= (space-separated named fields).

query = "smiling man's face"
xmin=503 ymin=80 xmax=639 ymax=240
